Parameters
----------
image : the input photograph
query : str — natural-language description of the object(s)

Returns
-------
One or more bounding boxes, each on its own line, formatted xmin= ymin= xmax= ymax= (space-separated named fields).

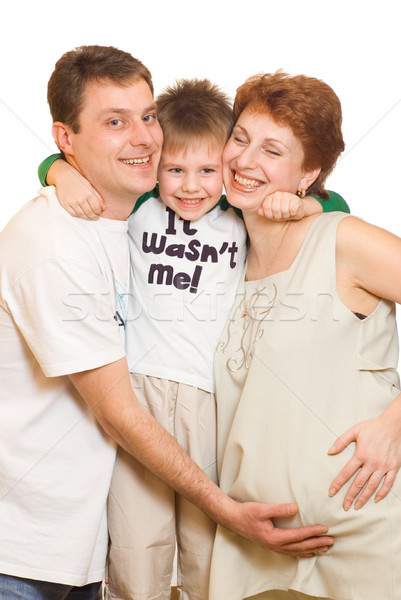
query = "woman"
xmin=210 ymin=72 xmax=401 ymax=600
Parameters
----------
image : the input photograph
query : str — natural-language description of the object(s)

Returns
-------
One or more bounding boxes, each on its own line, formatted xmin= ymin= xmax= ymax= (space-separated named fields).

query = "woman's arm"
xmin=336 ymin=216 xmax=401 ymax=306
xmin=329 ymin=216 xmax=401 ymax=509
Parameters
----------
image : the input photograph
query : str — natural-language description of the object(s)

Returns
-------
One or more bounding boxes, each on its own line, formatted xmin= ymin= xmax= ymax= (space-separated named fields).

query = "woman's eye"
xmin=233 ymin=135 xmax=247 ymax=144
xmin=263 ymin=147 xmax=280 ymax=157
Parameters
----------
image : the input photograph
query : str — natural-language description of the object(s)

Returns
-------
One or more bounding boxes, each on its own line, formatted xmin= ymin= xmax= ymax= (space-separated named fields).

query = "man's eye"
xmin=143 ymin=114 xmax=157 ymax=123
xmin=109 ymin=119 xmax=123 ymax=127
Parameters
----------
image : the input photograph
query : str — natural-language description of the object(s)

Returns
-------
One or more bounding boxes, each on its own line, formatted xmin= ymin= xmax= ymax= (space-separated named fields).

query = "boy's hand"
xmin=258 ymin=192 xmax=325 ymax=221
xmin=48 ymin=160 xmax=106 ymax=220
xmin=258 ymin=192 xmax=305 ymax=221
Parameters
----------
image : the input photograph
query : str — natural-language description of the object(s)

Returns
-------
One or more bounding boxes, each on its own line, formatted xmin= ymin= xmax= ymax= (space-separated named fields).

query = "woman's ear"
xmin=52 ymin=122 xmax=74 ymax=157
xmin=299 ymin=167 xmax=321 ymax=194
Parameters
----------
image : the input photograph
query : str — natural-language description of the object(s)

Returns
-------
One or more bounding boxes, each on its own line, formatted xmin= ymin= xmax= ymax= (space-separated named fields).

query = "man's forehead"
xmin=81 ymin=77 xmax=153 ymax=112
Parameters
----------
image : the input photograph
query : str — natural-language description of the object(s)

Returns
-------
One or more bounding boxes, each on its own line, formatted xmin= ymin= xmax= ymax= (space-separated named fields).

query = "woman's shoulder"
xmin=337 ymin=214 xmax=400 ymax=249
xmin=336 ymin=214 xmax=401 ymax=306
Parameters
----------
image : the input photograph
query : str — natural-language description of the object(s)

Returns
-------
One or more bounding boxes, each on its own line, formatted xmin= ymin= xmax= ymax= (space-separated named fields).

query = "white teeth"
xmin=121 ymin=157 xmax=150 ymax=165
xmin=180 ymin=198 xmax=203 ymax=205
xmin=234 ymin=173 xmax=261 ymax=188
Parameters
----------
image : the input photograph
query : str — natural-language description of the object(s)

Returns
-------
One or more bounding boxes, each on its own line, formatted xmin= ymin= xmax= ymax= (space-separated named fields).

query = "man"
xmin=0 ymin=46 xmax=332 ymax=600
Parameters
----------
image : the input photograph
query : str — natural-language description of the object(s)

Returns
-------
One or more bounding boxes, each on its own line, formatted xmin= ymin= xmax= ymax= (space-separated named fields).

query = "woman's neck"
xmin=243 ymin=211 xmax=318 ymax=281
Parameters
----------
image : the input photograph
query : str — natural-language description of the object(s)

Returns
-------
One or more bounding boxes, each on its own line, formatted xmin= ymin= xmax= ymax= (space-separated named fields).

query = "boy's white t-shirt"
xmin=0 ymin=187 xmax=130 ymax=585
xmin=126 ymin=195 xmax=247 ymax=393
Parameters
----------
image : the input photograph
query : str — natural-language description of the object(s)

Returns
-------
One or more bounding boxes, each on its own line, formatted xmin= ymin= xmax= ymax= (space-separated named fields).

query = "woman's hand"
xmin=328 ymin=405 xmax=401 ymax=510
xmin=47 ymin=159 xmax=106 ymax=219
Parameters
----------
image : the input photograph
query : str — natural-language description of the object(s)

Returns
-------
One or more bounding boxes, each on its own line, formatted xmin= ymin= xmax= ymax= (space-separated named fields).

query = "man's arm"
xmin=69 ymin=357 xmax=333 ymax=555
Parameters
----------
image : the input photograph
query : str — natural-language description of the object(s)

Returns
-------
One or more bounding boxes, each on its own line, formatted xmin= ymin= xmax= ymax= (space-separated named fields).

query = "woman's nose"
xmin=236 ymin=145 xmax=258 ymax=170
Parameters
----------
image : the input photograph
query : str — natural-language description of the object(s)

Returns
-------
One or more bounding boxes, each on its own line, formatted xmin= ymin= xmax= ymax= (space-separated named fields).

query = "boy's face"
xmin=157 ymin=139 xmax=224 ymax=221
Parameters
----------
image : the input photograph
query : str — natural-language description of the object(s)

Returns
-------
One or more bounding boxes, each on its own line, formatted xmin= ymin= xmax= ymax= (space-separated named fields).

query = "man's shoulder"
xmin=1 ymin=187 xmax=87 ymax=247
xmin=0 ymin=188 xmax=54 ymax=248
xmin=0 ymin=187 xmax=122 ymax=276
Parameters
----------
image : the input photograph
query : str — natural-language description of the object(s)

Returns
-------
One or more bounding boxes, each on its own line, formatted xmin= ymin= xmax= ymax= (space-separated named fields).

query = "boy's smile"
xmin=157 ymin=140 xmax=224 ymax=222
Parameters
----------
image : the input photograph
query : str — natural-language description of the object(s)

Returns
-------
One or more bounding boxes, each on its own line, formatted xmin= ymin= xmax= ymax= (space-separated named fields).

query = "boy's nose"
xmin=182 ymin=174 xmax=201 ymax=193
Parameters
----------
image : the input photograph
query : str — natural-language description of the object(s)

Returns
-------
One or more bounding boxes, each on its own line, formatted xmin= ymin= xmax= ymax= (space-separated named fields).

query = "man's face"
xmin=66 ymin=77 xmax=163 ymax=216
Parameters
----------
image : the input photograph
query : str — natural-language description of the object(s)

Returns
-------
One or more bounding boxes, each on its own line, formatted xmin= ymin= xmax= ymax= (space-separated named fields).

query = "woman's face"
xmin=223 ymin=107 xmax=312 ymax=212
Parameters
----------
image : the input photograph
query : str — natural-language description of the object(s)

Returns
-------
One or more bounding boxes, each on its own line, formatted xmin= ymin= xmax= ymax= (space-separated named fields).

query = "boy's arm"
xmin=258 ymin=190 xmax=350 ymax=221
xmin=38 ymin=153 xmax=62 ymax=186
xmin=38 ymin=154 xmax=106 ymax=219
xmin=312 ymin=191 xmax=350 ymax=214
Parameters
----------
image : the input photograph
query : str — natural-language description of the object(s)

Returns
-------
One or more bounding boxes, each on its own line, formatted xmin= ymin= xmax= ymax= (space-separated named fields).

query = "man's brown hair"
xmin=48 ymin=45 xmax=153 ymax=133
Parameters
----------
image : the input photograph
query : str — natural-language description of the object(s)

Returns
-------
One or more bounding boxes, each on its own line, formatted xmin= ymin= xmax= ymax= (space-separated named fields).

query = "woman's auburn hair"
xmin=233 ymin=71 xmax=345 ymax=199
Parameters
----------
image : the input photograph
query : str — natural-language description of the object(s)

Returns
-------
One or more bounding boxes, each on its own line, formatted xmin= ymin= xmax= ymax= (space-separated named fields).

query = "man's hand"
xmin=227 ymin=500 xmax=333 ymax=557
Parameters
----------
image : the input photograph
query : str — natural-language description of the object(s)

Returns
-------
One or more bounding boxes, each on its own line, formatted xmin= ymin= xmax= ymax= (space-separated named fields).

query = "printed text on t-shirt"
xmin=142 ymin=207 xmax=239 ymax=294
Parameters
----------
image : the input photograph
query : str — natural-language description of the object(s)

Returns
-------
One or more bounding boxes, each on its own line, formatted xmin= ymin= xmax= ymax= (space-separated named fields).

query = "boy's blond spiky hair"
xmin=156 ymin=78 xmax=234 ymax=150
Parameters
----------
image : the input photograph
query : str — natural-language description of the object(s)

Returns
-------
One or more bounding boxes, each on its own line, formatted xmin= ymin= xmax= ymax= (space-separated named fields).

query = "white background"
xmin=1 ymin=0 xmax=400 ymax=348
xmin=1 ymin=0 xmax=400 ymax=232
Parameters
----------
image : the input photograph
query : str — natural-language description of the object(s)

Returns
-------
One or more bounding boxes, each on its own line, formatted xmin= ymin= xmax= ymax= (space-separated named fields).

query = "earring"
xmin=297 ymin=189 xmax=306 ymax=198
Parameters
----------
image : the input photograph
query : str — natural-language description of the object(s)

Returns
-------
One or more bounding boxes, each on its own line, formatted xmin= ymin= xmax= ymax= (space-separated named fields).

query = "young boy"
xmin=39 ymin=78 xmax=349 ymax=600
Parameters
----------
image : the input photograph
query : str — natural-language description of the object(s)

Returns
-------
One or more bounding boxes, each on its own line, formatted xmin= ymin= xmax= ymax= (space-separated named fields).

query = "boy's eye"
xmin=169 ymin=168 xmax=183 ymax=174
xmin=201 ymin=168 xmax=215 ymax=174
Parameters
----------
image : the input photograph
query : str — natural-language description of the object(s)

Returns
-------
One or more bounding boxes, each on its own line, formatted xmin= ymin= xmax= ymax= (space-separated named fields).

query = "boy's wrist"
xmin=303 ymin=196 xmax=324 ymax=217
xmin=38 ymin=153 xmax=63 ymax=187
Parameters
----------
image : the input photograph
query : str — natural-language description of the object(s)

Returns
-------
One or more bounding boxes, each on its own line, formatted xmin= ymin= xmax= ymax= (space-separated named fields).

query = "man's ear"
xmin=299 ymin=167 xmax=321 ymax=194
xmin=52 ymin=122 xmax=74 ymax=157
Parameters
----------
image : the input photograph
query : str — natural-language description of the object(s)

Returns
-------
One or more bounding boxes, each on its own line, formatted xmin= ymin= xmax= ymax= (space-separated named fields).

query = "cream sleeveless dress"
xmin=210 ymin=213 xmax=401 ymax=600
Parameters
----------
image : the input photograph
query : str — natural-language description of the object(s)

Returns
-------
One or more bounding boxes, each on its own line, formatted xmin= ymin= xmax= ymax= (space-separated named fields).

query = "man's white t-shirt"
xmin=126 ymin=195 xmax=247 ymax=393
xmin=0 ymin=187 xmax=130 ymax=586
